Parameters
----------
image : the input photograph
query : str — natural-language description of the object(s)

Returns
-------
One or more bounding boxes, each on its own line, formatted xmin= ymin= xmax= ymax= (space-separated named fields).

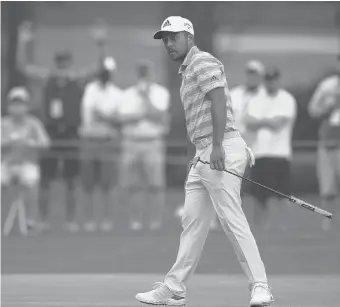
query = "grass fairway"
xmin=2 ymin=190 xmax=339 ymax=307
xmin=2 ymin=274 xmax=339 ymax=307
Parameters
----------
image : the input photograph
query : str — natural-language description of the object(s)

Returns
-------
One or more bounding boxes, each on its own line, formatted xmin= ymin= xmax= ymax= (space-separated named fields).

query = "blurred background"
xmin=1 ymin=1 xmax=340 ymax=279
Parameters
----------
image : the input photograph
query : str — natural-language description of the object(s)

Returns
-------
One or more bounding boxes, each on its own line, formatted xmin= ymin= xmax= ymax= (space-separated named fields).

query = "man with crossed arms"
xmin=135 ymin=16 xmax=273 ymax=307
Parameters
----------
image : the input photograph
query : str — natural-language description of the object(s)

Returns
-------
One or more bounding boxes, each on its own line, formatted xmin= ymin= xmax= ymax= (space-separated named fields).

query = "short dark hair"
xmin=137 ymin=59 xmax=153 ymax=78
xmin=264 ymin=67 xmax=280 ymax=80
xmin=54 ymin=50 xmax=72 ymax=63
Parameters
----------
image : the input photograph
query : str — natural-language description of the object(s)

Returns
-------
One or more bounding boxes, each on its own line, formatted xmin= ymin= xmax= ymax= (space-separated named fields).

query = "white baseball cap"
xmin=7 ymin=87 xmax=30 ymax=102
xmin=154 ymin=16 xmax=194 ymax=39
xmin=246 ymin=60 xmax=264 ymax=75
xmin=103 ymin=57 xmax=117 ymax=71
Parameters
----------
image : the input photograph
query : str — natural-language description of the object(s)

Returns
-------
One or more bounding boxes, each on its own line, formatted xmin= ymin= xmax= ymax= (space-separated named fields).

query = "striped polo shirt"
xmin=178 ymin=46 xmax=237 ymax=145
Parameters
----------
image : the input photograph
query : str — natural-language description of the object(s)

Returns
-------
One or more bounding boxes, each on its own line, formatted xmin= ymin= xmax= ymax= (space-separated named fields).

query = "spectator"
xmin=308 ymin=56 xmax=340 ymax=231
xmin=16 ymin=21 xmax=106 ymax=232
xmin=118 ymin=60 xmax=170 ymax=231
xmin=1 ymin=87 xmax=50 ymax=231
xmin=230 ymin=60 xmax=265 ymax=147
xmin=245 ymin=67 xmax=297 ymax=230
xmin=231 ymin=61 xmax=265 ymax=200
xmin=79 ymin=57 xmax=123 ymax=232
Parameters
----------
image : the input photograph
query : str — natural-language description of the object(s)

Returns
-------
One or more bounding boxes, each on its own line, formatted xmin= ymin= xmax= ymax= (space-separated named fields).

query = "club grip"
xmin=290 ymin=196 xmax=333 ymax=219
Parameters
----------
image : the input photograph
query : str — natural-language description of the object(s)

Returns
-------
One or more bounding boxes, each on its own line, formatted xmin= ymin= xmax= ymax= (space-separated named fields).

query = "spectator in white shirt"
xmin=244 ymin=67 xmax=297 ymax=230
xmin=308 ymin=57 xmax=340 ymax=231
xmin=117 ymin=60 xmax=170 ymax=231
xmin=230 ymin=60 xmax=265 ymax=147
xmin=79 ymin=57 xmax=123 ymax=232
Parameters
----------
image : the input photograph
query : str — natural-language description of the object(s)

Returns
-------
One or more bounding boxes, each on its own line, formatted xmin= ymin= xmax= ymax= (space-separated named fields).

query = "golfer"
xmin=135 ymin=16 xmax=273 ymax=307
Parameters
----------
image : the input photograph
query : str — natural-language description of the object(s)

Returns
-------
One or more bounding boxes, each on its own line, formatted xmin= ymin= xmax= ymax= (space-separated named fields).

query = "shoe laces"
xmin=152 ymin=282 xmax=165 ymax=290
xmin=250 ymin=283 xmax=271 ymax=297
xmin=151 ymin=282 xmax=171 ymax=298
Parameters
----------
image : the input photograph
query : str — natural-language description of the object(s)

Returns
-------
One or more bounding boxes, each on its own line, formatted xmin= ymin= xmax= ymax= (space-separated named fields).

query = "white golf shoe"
xmin=249 ymin=283 xmax=274 ymax=307
xmin=136 ymin=282 xmax=185 ymax=306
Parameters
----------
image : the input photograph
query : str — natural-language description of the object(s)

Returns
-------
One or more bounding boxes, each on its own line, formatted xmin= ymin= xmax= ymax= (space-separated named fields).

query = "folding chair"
xmin=3 ymin=177 xmax=28 ymax=236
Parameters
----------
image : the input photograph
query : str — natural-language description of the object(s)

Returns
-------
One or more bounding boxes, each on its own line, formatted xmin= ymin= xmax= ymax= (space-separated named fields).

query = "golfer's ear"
xmin=187 ymin=34 xmax=194 ymax=43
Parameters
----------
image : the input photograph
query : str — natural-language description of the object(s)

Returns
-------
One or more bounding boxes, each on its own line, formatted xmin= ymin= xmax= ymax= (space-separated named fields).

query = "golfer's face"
xmin=161 ymin=32 xmax=188 ymax=61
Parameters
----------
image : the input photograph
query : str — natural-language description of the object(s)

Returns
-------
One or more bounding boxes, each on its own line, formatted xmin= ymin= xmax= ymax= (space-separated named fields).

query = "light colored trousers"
xmin=317 ymin=146 xmax=340 ymax=197
xmin=164 ymin=136 xmax=267 ymax=296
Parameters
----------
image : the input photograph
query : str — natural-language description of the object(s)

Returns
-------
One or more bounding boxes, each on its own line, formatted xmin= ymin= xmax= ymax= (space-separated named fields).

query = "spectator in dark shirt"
xmin=40 ymin=52 xmax=83 ymax=232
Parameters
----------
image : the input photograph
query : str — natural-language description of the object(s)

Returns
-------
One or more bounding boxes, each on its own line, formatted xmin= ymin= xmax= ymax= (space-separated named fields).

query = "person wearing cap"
xmin=16 ymin=21 xmax=107 ymax=232
xmin=135 ymin=16 xmax=273 ymax=307
xmin=79 ymin=57 xmax=123 ymax=232
xmin=308 ymin=57 xmax=340 ymax=231
xmin=37 ymin=50 xmax=85 ymax=232
xmin=115 ymin=60 xmax=170 ymax=231
xmin=16 ymin=21 xmax=106 ymax=85
xmin=1 ymin=87 xmax=50 ymax=231
xmin=245 ymin=67 xmax=297 ymax=230
xmin=230 ymin=60 xmax=265 ymax=147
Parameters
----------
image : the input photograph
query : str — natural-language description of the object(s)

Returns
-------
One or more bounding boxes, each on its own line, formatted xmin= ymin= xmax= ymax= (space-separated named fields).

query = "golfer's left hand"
xmin=210 ymin=144 xmax=225 ymax=171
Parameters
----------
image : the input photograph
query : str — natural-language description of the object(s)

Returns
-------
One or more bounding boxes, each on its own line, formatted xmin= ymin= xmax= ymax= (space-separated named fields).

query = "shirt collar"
xmin=178 ymin=46 xmax=199 ymax=75
xmin=136 ymin=81 xmax=153 ymax=90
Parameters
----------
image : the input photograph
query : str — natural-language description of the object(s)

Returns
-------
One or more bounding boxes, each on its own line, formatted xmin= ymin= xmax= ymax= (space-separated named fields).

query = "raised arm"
xmin=16 ymin=22 xmax=50 ymax=81
xmin=73 ymin=44 xmax=106 ymax=84
xmin=73 ymin=22 xmax=110 ymax=85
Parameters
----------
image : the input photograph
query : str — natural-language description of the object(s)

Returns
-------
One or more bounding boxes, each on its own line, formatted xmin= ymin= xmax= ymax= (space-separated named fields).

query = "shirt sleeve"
xmin=193 ymin=57 xmax=225 ymax=94
xmin=266 ymin=94 xmax=297 ymax=121
xmin=230 ymin=87 xmax=242 ymax=113
xmin=283 ymin=96 xmax=297 ymax=121
xmin=117 ymin=89 xmax=141 ymax=118
xmin=245 ymin=94 xmax=265 ymax=120
xmin=154 ymin=87 xmax=170 ymax=112
xmin=116 ymin=90 xmax=130 ymax=116
xmin=24 ymin=64 xmax=51 ymax=80
xmin=109 ymin=90 xmax=124 ymax=116
xmin=1 ymin=118 xmax=10 ymax=146
xmin=307 ymin=79 xmax=336 ymax=119
xmin=32 ymin=118 xmax=50 ymax=148
xmin=81 ymin=84 xmax=94 ymax=127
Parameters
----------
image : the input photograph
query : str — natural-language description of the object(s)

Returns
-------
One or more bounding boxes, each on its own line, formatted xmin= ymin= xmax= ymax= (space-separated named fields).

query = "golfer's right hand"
xmin=210 ymin=144 xmax=225 ymax=171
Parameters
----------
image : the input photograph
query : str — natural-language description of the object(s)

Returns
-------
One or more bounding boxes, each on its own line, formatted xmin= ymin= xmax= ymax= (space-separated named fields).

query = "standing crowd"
xmin=231 ymin=58 xmax=340 ymax=232
xmin=1 ymin=22 xmax=170 ymax=234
